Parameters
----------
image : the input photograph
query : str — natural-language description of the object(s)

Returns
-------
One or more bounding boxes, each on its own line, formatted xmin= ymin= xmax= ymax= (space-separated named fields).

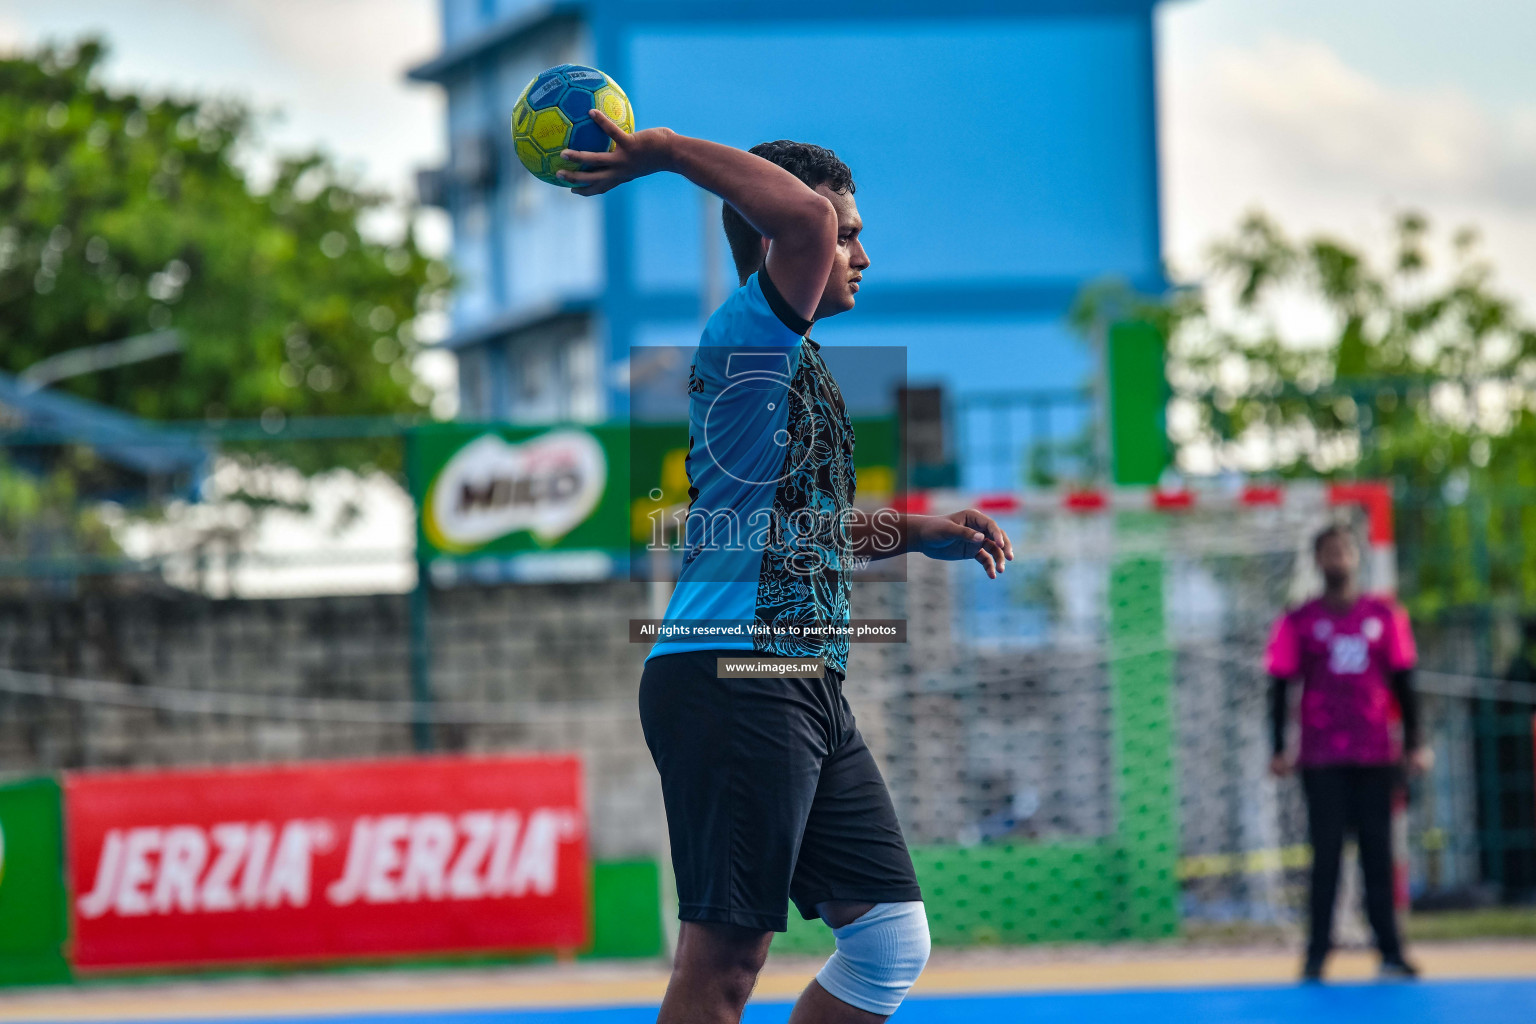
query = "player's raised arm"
xmin=559 ymin=111 xmax=836 ymax=322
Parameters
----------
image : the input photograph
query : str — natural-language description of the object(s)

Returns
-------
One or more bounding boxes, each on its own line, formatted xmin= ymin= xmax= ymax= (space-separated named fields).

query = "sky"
xmin=0 ymin=0 xmax=450 ymax=249
xmin=1 ymin=0 xmax=1533 ymax=325
xmin=1158 ymin=0 xmax=1536 ymax=308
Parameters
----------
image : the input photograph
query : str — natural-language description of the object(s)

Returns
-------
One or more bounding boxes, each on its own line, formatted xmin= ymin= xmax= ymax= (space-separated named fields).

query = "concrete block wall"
xmin=0 ymin=582 xmax=663 ymax=860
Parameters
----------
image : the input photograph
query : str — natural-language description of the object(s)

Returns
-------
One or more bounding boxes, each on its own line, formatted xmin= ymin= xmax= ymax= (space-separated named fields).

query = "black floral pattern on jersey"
xmin=753 ymin=340 xmax=858 ymax=674
xmin=680 ymin=362 xmax=705 ymax=571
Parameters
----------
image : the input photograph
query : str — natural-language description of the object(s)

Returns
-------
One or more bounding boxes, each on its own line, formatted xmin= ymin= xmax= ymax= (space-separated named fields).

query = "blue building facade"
xmin=409 ymin=0 xmax=1168 ymax=445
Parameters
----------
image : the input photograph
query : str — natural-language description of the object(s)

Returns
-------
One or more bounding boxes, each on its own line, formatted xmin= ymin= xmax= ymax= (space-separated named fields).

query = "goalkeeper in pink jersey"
xmin=1265 ymin=524 xmax=1432 ymax=982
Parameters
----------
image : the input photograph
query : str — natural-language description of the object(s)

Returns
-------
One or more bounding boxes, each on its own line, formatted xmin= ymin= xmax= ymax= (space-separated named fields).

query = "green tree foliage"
xmin=1076 ymin=211 xmax=1536 ymax=612
xmin=1164 ymin=211 xmax=1535 ymax=484
xmin=0 ymin=38 xmax=452 ymax=578
xmin=0 ymin=38 xmax=449 ymax=423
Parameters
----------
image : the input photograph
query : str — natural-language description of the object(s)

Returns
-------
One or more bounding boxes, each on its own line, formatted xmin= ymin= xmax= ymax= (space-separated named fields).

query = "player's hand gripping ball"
xmin=512 ymin=64 xmax=634 ymax=187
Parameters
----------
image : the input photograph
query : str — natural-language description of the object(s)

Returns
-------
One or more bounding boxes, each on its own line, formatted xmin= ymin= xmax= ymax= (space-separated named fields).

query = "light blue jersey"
xmin=647 ymin=269 xmax=857 ymax=675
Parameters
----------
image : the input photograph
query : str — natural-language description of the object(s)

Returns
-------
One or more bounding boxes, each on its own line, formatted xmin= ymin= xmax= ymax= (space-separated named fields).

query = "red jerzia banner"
xmin=64 ymin=754 xmax=588 ymax=970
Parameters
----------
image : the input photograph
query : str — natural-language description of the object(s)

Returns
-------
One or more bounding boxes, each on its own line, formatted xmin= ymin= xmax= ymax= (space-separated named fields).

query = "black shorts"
xmin=639 ymin=649 xmax=921 ymax=932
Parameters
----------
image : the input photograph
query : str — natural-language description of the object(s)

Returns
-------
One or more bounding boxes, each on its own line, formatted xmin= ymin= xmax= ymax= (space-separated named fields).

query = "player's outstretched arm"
xmin=559 ymin=110 xmax=836 ymax=321
xmin=848 ymin=508 xmax=1014 ymax=579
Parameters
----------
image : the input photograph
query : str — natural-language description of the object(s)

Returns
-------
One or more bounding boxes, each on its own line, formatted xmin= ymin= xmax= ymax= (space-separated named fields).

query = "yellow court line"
xmin=0 ymin=943 xmax=1531 ymax=1022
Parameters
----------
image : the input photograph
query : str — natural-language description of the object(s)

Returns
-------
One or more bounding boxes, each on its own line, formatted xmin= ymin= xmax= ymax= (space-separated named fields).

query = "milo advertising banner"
xmin=407 ymin=419 xmax=897 ymax=584
xmin=408 ymin=423 xmax=631 ymax=582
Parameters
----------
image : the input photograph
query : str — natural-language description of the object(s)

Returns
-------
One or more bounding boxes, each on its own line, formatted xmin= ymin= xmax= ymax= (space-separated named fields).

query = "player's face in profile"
xmin=813 ymin=185 xmax=868 ymax=320
xmin=1315 ymin=533 xmax=1358 ymax=587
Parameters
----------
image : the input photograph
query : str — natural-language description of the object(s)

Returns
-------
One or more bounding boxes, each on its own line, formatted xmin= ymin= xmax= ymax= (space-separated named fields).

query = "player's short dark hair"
xmin=1313 ymin=523 xmax=1354 ymax=555
xmin=722 ymin=141 xmax=855 ymax=282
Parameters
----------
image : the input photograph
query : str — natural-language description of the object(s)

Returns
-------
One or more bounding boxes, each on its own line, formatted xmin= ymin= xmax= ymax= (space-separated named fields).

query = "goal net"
xmin=775 ymin=481 xmax=1394 ymax=951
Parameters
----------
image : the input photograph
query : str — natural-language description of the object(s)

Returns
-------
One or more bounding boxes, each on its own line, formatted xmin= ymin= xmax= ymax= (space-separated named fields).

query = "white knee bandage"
xmin=815 ymin=901 xmax=931 ymax=1015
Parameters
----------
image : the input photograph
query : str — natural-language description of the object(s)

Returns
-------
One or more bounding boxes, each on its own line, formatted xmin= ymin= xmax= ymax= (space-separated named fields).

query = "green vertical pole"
xmin=1107 ymin=517 xmax=1182 ymax=939
xmin=403 ymin=426 xmax=435 ymax=751
xmin=1103 ymin=317 xmax=1179 ymax=936
xmin=1106 ymin=321 xmax=1169 ymax=487
xmin=0 ymin=777 xmax=72 ymax=985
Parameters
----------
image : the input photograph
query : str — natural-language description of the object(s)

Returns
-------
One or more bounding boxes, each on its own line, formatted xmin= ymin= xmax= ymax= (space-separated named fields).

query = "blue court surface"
xmin=80 ymin=979 xmax=1536 ymax=1024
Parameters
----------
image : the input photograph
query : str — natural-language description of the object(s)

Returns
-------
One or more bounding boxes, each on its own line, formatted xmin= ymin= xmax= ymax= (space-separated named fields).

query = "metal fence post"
xmin=402 ymin=425 xmax=434 ymax=751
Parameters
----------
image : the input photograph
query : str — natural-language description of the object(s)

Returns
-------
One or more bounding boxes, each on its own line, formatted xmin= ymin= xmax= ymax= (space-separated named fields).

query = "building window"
xmin=517 ymin=339 xmax=555 ymax=403
xmin=499 ymin=311 xmax=598 ymax=424
xmin=566 ymin=335 xmax=601 ymax=422
xmin=456 ymin=345 xmax=492 ymax=419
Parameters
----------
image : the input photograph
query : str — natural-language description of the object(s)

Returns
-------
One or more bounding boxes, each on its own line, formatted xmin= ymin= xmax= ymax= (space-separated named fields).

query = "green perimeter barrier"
xmin=779 ymin=842 xmax=1114 ymax=954
xmin=777 ymin=839 xmax=1175 ymax=956
xmin=588 ymin=858 xmax=665 ymax=959
xmin=0 ymin=777 xmax=70 ymax=985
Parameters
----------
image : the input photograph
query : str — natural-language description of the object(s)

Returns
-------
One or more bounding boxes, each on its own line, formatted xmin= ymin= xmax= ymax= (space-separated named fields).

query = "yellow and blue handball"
xmin=512 ymin=64 xmax=635 ymax=187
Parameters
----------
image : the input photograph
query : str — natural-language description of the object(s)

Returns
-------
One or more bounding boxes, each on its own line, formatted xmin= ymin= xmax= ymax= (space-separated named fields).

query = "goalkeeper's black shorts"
xmin=639 ymin=649 xmax=922 ymax=933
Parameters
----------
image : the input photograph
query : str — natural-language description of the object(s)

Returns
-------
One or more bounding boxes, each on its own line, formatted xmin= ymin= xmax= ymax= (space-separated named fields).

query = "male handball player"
xmin=562 ymin=113 xmax=1014 ymax=1023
